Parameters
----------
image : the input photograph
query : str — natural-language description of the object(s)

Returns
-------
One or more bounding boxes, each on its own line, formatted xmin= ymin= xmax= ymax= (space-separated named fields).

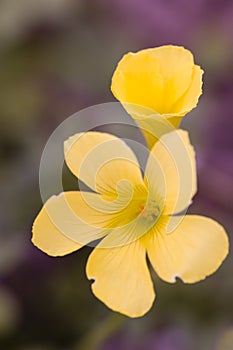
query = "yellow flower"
xmin=111 ymin=45 xmax=204 ymax=148
xmin=32 ymin=130 xmax=228 ymax=318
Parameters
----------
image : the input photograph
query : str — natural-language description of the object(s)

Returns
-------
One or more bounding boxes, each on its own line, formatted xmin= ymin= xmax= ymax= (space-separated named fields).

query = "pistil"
xmin=138 ymin=200 xmax=161 ymax=222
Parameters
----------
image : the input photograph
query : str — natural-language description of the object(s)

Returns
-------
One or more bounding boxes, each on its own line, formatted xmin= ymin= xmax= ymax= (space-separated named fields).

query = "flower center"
xmin=138 ymin=200 xmax=161 ymax=222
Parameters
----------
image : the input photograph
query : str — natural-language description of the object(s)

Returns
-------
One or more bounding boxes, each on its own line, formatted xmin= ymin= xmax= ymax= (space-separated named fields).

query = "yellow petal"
xmin=86 ymin=239 xmax=155 ymax=317
xmin=111 ymin=50 xmax=164 ymax=114
xmin=32 ymin=207 xmax=82 ymax=257
xmin=111 ymin=45 xmax=201 ymax=117
xmin=32 ymin=192 xmax=112 ymax=255
xmin=172 ymin=65 xmax=204 ymax=116
xmin=147 ymin=215 xmax=229 ymax=283
xmin=145 ymin=129 xmax=196 ymax=215
xmin=64 ymin=132 xmax=144 ymax=197
xmin=148 ymin=45 xmax=194 ymax=111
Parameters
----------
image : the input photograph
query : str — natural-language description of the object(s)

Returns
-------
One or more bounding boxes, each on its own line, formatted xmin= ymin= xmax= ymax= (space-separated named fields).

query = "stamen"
xmin=138 ymin=200 xmax=161 ymax=223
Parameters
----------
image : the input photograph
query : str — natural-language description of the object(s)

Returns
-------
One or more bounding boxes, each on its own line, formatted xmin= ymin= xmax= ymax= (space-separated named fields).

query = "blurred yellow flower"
xmin=111 ymin=45 xmax=204 ymax=148
xmin=32 ymin=130 xmax=228 ymax=318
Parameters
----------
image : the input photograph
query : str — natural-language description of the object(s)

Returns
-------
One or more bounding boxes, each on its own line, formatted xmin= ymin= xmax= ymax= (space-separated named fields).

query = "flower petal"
xmin=64 ymin=132 xmax=144 ymax=196
xmin=111 ymin=49 xmax=164 ymax=114
xmin=32 ymin=192 xmax=112 ymax=255
xmin=145 ymin=129 xmax=196 ymax=215
xmin=149 ymin=45 xmax=194 ymax=111
xmin=111 ymin=45 xmax=198 ymax=116
xmin=32 ymin=207 xmax=82 ymax=257
xmin=86 ymin=239 xmax=155 ymax=317
xmin=172 ymin=65 xmax=204 ymax=116
xmin=147 ymin=215 xmax=229 ymax=283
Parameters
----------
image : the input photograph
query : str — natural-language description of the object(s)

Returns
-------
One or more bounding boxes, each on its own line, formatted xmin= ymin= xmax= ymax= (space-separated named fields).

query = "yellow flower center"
xmin=138 ymin=200 xmax=161 ymax=223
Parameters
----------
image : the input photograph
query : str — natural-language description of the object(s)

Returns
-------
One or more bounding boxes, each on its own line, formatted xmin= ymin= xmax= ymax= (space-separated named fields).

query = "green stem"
xmin=75 ymin=313 xmax=125 ymax=350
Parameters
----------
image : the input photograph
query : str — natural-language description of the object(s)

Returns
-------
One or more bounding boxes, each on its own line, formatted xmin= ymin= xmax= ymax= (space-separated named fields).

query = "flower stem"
xmin=74 ymin=313 xmax=125 ymax=350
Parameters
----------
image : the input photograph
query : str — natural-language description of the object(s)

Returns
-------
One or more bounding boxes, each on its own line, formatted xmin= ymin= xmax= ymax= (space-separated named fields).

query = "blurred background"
xmin=0 ymin=0 xmax=233 ymax=349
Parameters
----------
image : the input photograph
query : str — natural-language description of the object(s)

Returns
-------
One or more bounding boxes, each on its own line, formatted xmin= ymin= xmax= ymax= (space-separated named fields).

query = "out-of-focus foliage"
xmin=0 ymin=0 xmax=232 ymax=349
